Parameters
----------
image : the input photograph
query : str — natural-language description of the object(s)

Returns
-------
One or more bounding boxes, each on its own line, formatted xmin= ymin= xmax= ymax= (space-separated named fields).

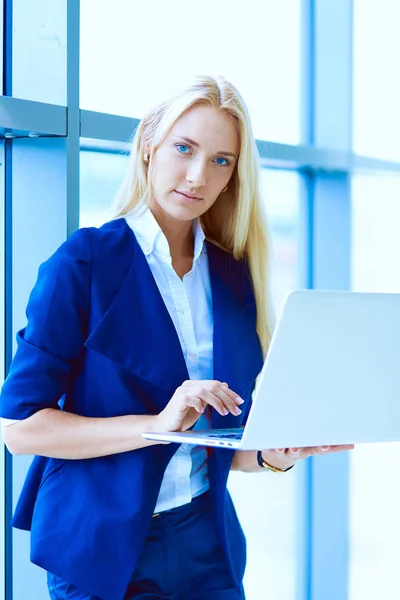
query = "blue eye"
xmin=176 ymin=144 xmax=190 ymax=154
xmin=215 ymin=157 xmax=229 ymax=166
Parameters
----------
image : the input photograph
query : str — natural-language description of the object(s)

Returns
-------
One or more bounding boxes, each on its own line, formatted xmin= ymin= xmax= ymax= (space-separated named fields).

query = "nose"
xmin=185 ymin=157 xmax=206 ymax=188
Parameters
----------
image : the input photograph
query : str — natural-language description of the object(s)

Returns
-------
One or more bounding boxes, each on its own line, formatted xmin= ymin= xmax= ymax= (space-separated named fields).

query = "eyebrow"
xmin=173 ymin=135 xmax=237 ymax=159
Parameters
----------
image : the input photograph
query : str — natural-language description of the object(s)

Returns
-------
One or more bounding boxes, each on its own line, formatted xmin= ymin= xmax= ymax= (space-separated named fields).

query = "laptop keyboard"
xmin=208 ymin=433 xmax=242 ymax=440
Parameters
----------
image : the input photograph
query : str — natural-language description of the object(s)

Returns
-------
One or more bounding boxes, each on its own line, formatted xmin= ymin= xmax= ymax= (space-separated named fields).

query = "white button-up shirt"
xmin=125 ymin=205 xmax=214 ymax=513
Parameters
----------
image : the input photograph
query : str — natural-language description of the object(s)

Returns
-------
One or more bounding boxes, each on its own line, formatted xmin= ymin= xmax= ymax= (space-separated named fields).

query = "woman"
xmin=0 ymin=75 xmax=353 ymax=600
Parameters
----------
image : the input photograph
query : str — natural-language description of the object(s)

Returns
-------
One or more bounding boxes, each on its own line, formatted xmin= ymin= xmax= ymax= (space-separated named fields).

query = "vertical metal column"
xmin=0 ymin=142 xmax=6 ymax=600
xmin=3 ymin=1 xmax=13 ymax=598
xmin=301 ymin=1 xmax=354 ymax=599
xmin=67 ymin=0 xmax=80 ymax=236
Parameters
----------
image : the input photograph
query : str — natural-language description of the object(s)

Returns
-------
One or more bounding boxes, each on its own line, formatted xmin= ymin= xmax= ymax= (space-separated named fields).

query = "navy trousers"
xmin=47 ymin=491 xmax=246 ymax=600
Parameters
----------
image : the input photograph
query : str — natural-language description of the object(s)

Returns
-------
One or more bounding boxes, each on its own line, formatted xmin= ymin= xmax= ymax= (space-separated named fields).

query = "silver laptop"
xmin=143 ymin=290 xmax=400 ymax=450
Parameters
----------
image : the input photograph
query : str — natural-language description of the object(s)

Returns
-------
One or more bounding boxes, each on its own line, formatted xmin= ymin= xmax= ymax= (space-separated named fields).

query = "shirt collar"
xmin=125 ymin=203 xmax=206 ymax=262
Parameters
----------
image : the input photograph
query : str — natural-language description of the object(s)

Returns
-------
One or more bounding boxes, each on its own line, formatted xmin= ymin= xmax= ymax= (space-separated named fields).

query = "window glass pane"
xmin=349 ymin=173 xmax=400 ymax=600
xmin=80 ymin=150 xmax=128 ymax=228
xmin=260 ymin=169 xmax=300 ymax=310
xmin=0 ymin=143 xmax=5 ymax=600
xmin=228 ymin=468 xmax=299 ymax=600
xmin=80 ymin=155 xmax=302 ymax=600
xmin=351 ymin=174 xmax=400 ymax=292
xmin=80 ymin=0 xmax=301 ymax=144
xmin=12 ymin=0 xmax=67 ymax=104
xmin=0 ymin=0 xmax=4 ymax=95
xmin=353 ymin=0 xmax=400 ymax=161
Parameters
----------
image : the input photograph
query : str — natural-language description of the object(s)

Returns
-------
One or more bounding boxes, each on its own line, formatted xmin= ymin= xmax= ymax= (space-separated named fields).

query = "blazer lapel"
xmin=85 ymin=229 xmax=189 ymax=396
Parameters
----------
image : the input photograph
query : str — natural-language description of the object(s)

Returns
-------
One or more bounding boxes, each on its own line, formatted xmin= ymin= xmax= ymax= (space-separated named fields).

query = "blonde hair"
xmin=111 ymin=75 xmax=274 ymax=356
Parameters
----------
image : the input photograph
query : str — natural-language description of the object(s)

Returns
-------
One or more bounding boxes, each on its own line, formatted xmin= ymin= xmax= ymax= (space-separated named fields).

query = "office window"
xmin=12 ymin=0 xmax=67 ymax=105
xmin=80 ymin=150 xmax=129 ymax=228
xmin=353 ymin=0 xmax=400 ymax=161
xmin=80 ymin=0 xmax=301 ymax=144
xmin=351 ymin=174 xmax=400 ymax=292
xmin=260 ymin=169 xmax=300 ymax=311
xmin=349 ymin=173 xmax=400 ymax=600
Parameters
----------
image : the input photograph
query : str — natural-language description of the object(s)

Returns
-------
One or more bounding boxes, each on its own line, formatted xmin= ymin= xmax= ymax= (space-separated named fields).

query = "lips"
xmin=174 ymin=190 xmax=202 ymax=201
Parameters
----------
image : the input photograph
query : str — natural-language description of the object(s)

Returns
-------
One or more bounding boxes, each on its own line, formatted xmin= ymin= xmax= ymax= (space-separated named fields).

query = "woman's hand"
xmin=155 ymin=380 xmax=244 ymax=432
xmin=261 ymin=444 xmax=355 ymax=471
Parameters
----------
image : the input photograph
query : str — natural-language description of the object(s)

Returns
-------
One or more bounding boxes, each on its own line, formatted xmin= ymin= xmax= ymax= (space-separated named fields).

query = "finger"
xmin=303 ymin=444 xmax=354 ymax=456
xmin=320 ymin=444 xmax=354 ymax=453
xmin=219 ymin=384 xmax=245 ymax=406
xmin=299 ymin=446 xmax=329 ymax=457
xmin=184 ymin=381 xmax=244 ymax=406
xmin=287 ymin=448 xmax=301 ymax=457
xmin=201 ymin=388 xmax=240 ymax=417
xmin=189 ymin=388 xmax=229 ymax=416
xmin=185 ymin=396 xmax=207 ymax=414
xmin=216 ymin=387 xmax=243 ymax=416
xmin=195 ymin=399 xmax=207 ymax=414
xmin=194 ymin=383 xmax=240 ymax=416
xmin=318 ymin=446 xmax=330 ymax=453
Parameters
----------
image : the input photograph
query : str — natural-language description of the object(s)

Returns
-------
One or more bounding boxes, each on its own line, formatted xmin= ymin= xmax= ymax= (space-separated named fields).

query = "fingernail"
xmin=290 ymin=448 xmax=300 ymax=455
xmin=236 ymin=397 xmax=244 ymax=404
xmin=321 ymin=446 xmax=329 ymax=451
xmin=223 ymin=409 xmax=229 ymax=415
xmin=235 ymin=407 xmax=242 ymax=415
xmin=275 ymin=448 xmax=285 ymax=453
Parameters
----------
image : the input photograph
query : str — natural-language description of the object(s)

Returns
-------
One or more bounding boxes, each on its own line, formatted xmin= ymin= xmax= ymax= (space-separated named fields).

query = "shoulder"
xmin=90 ymin=217 xmax=131 ymax=244
xmin=33 ymin=228 xmax=93 ymax=296
xmin=89 ymin=217 xmax=133 ymax=257
xmin=32 ymin=219 xmax=133 ymax=298
xmin=89 ymin=218 xmax=134 ymax=281
xmin=55 ymin=218 xmax=133 ymax=267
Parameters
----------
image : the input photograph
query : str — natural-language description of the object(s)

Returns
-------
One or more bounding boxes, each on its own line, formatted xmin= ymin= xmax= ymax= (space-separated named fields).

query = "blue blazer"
xmin=0 ymin=218 xmax=263 ymax=600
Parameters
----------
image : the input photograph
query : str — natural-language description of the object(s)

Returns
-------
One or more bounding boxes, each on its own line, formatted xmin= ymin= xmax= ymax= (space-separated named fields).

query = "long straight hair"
xmin=111 ymin=75 xmax=274 ymax=356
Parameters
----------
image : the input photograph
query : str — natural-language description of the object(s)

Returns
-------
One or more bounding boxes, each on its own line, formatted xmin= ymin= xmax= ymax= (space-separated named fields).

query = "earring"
xmin=143 ymin=153 xmax=150 ymax=163
xmin=221 ymin=185 xmax=228 ymax=193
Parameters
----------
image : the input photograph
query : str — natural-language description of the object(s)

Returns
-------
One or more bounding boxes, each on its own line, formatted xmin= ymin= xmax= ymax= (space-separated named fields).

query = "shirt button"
xmin=189 ymin=352 xmax=197 ymax=360
xmin=179 ymin=477 xmax=186 ymax=485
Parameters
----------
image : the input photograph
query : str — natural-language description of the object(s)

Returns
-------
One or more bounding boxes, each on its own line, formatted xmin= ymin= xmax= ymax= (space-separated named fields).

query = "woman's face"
xmin=149 ymin=104 xmax=239 ymax=222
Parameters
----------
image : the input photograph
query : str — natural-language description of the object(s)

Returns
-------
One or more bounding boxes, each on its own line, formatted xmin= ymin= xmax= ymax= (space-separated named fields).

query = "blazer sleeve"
xmin=0 ymin=227 xmax=92 ymax=420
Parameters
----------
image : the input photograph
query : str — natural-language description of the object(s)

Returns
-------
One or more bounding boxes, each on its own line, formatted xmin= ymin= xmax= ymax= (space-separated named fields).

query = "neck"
xmin=150 ymin=203 xmax=195 ymax=260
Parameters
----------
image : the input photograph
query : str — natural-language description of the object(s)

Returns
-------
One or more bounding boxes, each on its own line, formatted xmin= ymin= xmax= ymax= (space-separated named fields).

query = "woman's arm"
xmin=2 ymin=408 xmax=163 ymax=459
xmin=3 ymin=380 xmax=242 ymax=460
xmin=231 ymin=444 xmax=354 ymax=473
xmin=230 ymin=450 xmax=265 ymax=473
